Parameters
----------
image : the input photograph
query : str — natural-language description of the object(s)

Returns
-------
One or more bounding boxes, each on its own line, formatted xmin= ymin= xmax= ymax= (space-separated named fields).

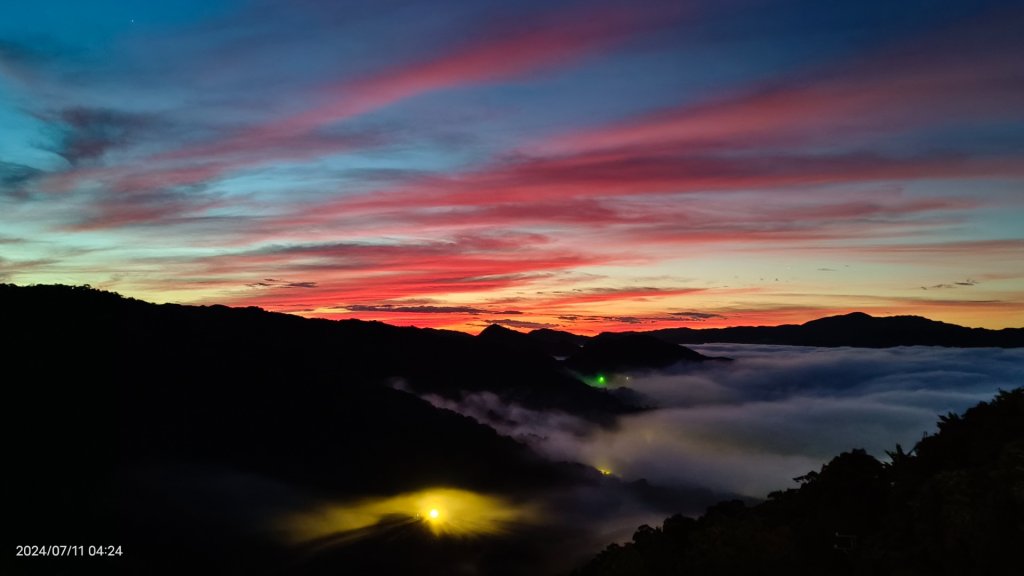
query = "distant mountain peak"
xmin=801 ymin=311 xmax=876 ymax=327
xmin=834 ymin=311 xmax=873 ymax=320
xmin=479 ymin=323 xmax=521 ymax=337
xmin=564 ymin=332 xmax=720 ymax=376
xmin=652 ymin=311 xmax=1022 ymax=348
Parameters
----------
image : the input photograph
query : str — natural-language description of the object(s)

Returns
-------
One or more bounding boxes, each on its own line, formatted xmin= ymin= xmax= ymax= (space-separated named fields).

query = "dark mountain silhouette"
xmin=478 ymin=322 xmax=555 ymax=359
xmin=644 ymin=311 xmax=1024 ymax=347
xmin=563 ymin=332 xmax=725 ymax=377
xmin=575 ymin=387 xmax=1024 ymax=576
xmin=1 ymin=284 xmax=631 ymax=420
xmin=529 ymin=328 xmax=590 ymax=356
xmin=2 ymin=284 xmax=731 ymax=576
xmin=0 ymin=285 xmax=577 ymax=574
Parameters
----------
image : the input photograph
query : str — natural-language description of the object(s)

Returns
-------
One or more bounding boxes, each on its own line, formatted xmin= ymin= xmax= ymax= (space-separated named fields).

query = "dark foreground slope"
xmin=1 ymin=284 xmax=641 ymax=575
xmin=647 ymin=312 xmax=1024 ymax=348
xmin=576 ymin=388 xmax=1024 ymax=576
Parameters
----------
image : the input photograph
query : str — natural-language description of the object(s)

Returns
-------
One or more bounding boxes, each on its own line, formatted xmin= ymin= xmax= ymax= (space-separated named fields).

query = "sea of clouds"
xmin=426 ymin=344 xmax=1024 ymax=497
xmin=133 ymin=344 xmax=1022 ymax=572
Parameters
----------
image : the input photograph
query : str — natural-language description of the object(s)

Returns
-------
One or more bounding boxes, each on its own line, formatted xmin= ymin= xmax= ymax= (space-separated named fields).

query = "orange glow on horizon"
xmin=284 ymin=301 xmax=1022 ymax=335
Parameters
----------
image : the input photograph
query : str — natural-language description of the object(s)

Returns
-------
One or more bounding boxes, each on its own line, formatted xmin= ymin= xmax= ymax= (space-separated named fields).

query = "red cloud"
xmin=259 ymin=2 xmax=680 ymax=141
xmin=547 ymin=6 xmax=1024 ymax=154
xmin=45 ymin=1 xmax=680 ymax=218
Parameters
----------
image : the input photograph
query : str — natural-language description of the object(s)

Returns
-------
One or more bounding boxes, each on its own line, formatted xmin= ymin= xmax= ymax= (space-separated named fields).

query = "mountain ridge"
xmin=5 ymin=282 xmax=741 ymax=575
xmin=519 ymin=311 xmax=1021 ymax=349
xmin=641 ymin=311 xmax=1023 ymax=348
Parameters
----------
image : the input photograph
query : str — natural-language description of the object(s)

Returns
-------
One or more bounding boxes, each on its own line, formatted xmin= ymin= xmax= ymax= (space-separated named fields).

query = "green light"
xmin=597 ymin=375 xmax=606 ymax=385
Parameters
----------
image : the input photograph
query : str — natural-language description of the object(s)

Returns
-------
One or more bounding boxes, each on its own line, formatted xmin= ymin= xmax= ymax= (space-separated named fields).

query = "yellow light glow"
xmin=280 ymin=487 xmax=539 ymax=542
xmin=597 ymin=467 xmax=612 ymax=476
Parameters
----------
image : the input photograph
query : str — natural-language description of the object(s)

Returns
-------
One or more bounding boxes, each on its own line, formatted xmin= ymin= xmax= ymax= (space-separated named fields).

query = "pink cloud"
xmin=255 ymin=2 xmax=681 ymax=141
xmin=546 ymin=6 xmax=1024 ymax=154
xmin=35 ymin=2 xmax=685 ymax=236
xmin=45 ymin=2 xmax=679 ymax=212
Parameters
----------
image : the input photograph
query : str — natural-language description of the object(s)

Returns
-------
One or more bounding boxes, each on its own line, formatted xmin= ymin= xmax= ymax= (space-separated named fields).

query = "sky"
xmin=1 ymin=0 xmax=1022 ymax=332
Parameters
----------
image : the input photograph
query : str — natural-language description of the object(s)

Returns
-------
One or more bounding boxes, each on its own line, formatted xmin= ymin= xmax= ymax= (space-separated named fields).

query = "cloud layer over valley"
xmin=427 ymin=345 xmax=1024 ymax=496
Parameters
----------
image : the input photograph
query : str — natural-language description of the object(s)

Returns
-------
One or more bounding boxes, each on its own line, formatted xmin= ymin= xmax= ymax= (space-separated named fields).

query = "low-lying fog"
xmin=428 ymin=345 xmax=1024 ymax=497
